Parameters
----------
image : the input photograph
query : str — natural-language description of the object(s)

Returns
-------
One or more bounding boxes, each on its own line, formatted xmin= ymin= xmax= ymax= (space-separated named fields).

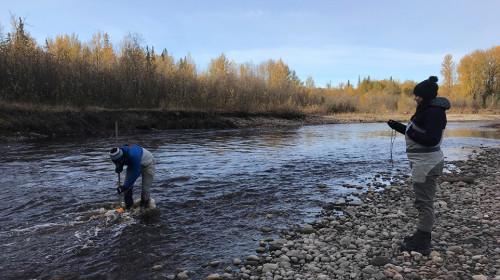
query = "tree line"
xmin=1 ymin=17 xmax=498 ymax=114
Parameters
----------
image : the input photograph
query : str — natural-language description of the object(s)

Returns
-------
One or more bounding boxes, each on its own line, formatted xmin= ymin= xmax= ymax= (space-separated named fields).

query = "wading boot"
xmin=140 ymin=198 xmax=150 ymax=208
xmin=400 ymin=229 xmax=431 ymax=255
xmin=140 ymin=193 xmax=150 ymax=208
xmin=403 ymin=231 xmax=417 ymax=243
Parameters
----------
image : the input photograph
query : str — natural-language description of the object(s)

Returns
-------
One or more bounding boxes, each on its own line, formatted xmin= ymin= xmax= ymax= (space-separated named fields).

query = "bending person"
xmin=109 ymin=144 xmax=155 ymax=209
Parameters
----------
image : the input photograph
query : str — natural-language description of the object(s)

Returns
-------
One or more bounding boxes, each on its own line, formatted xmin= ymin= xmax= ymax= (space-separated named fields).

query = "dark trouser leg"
xmin=413 ymin=160 xmax=443 ymax=232
xmin=124 ymin=187 xmax=134 ymax=209
xmin=123 ymin=169 xmax=134 ymax=209
xmin=403 ymin=160 xmax=444 ymax=254
xmin=413 ymin=180 xmax=436 ymax=233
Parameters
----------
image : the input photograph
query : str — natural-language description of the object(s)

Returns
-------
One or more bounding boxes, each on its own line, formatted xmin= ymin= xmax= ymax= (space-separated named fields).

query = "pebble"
xmin=205 ymin=147 xmax=500 ymax=280
xmin=370 ymin=256 xmax=391 ymax=266
xmin=246 ymin=255 xmax=259 ymax=261
xmin=177 ymin=271 xmax=189 ymax=280
xmin=299 ymin=225 xmax=316 ymax=234
xmin=152 ymin=265 xmax=163 ymax=271
xmin=205 ymin=274 xmax=220 ymax=280
xmin=365 ymin=229 xmax=376 ymax=237
xmin=261 ymin=227 xmax=272 ymax=232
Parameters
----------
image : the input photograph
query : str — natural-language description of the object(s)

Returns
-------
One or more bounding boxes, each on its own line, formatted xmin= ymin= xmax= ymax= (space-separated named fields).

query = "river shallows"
xmin=0 ymin=122 xmax=498 ymax=279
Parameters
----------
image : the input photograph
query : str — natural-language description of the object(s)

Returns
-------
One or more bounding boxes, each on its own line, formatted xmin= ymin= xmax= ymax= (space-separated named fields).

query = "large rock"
xmin=299 ymin=225 xmax=316 ymax=234
xmin=370 ymin=256 xmax=391 ymax=266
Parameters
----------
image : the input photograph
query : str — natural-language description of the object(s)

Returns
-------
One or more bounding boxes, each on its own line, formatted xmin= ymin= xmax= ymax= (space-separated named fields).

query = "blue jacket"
xmin=118 ymin=145 xmax=144 ymax=188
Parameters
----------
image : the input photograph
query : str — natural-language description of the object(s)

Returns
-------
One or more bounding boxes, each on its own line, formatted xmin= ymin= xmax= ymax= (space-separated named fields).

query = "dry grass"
xmin=324 ymin=112 xmax=500 ymax=123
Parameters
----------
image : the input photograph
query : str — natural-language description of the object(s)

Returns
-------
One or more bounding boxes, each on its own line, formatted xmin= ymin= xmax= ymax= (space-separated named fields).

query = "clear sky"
xmin=1 ymin=0 xmax=500 ymax=88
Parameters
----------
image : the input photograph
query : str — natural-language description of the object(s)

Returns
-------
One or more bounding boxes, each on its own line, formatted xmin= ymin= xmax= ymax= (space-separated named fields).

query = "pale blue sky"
xmin=1 ymin=0 xmax=500 ymax=87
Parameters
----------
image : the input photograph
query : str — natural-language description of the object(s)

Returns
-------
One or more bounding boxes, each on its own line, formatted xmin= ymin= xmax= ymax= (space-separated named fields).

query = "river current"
xmin=1 ymin=122 xmax=499 ymax=279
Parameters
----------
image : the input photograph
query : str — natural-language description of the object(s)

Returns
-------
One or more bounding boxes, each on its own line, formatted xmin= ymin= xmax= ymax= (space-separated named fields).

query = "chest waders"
xmin=400 ymin=121 xmax=444 ymax=255
xmin=405 ymin=120 xmax=444 ymax=233
xmin=123 ymin=147 xmax=155 ymax=209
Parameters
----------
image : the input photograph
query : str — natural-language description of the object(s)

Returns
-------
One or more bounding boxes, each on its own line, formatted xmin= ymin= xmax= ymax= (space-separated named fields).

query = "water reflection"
xmin=445 ymin=123 xmax=500 ymax=139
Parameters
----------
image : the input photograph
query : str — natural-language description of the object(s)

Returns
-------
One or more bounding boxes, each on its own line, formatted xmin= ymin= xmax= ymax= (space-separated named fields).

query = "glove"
xmin=115 ymin=163 xmax=124 ymax=174
xmin=116 ymin=185 xmax=127 ymax=194
xmin=387 ymin=119 xmax=398 ymax=130
xmin=387 ymin=119 xmax=407 ymax=135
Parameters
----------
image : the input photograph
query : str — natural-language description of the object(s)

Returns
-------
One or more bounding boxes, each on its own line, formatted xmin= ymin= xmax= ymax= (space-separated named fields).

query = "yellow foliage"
xmin=397 ymin=95 xmax=414 ymax=114
xmin=1 ymin=18 xmax=499 ymax=112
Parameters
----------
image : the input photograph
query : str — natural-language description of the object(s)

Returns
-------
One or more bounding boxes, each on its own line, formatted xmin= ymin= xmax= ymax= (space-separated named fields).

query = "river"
xmin=1 ymin=121 xmax=499 ymax=279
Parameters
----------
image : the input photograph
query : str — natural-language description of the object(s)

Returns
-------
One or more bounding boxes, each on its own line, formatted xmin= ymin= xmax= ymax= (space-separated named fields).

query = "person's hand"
xmin=387 ymin=120 xmax=407 ymax=135
xmin=115 ymin=163 xmax=123 ymax=174
xmin=117 ymin=185 xmax=126 ymax=194
xmin=387 ymin=119 xmax=398 ymax=130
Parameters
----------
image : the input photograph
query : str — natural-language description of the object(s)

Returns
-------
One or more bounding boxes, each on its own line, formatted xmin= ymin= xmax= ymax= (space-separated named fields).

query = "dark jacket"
xmin=391 ymin=97 xmax=451 ymax=147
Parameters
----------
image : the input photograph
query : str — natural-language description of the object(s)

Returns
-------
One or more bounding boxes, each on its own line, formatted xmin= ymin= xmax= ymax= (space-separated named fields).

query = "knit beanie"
xmin=109 ymin=147 xmax=124 ymax=162
xmin=413 ymin=76 xmax=439 ymax=100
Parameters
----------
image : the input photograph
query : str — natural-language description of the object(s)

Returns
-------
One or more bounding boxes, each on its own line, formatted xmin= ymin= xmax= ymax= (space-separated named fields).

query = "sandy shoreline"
xmin=225 ymin=113 xmax=500 ymax=128
xmin=196 ymin=146 xmax=500 ymax=280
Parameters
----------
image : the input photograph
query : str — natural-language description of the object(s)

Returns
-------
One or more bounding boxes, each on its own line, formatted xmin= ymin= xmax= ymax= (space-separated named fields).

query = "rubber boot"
xmin=140 ymin=198 xmax=150 ymax=208
xmin=400 ymin=229 xmax=431 ymax=255
xmin=140 ymin=192 xmax=150 ymax=208
xmin=403 ymin=231 xmax=417 ymax=243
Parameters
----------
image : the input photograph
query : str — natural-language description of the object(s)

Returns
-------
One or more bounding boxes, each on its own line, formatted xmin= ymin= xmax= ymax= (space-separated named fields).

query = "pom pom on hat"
xmin=109 ymin=147 xmax=124 ymax=162
xmin=413 ymin=76 xmax=439 ymax=100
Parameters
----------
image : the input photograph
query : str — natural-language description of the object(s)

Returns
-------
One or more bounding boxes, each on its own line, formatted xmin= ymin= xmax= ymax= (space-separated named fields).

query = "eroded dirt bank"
xmin=0 ymin=103 xmax=498 ymax=141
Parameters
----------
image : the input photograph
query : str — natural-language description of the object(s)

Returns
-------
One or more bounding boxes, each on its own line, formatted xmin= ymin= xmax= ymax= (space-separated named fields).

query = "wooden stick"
xmin=115 ymin=121 xmax=121 ymax=186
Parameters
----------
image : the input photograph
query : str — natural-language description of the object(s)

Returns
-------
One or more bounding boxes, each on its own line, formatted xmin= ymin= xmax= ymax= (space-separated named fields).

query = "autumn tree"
xmin=1 ymin=16 xmax=43 ymax=102
xmin=6 ymin=15 xmax=500 ymax=114
xmin=154 ymin=48 xmax=176 ymax=109
xmin=45 ymin=33 xmax=90 ymax=106
xmin=87 ymin=31 xmax=119 ymax=105
xmin=457 ymin=47 xmax=500 ymax=108
xmin=383 ymin=79 xmax=401 ymax=96
xmin=262 ymin=59 xmax=302 ymax=110
xmin=357 ymin=76 xmax=373 ymax=94
xmin=305 ymin=76 xmax=315 ymax=89
xmin=89 ymin=31 xmax=117 ymax=73
xmin=236 ymin=62 xmax=265 ymax=111
xmin=202 ymin=53 xmax=237 ymax=111
xmin=174 ymin=54 xmax=197 ymax=108
xmin=117 ymin=32 xmax=148 ymax=107
xmin=484 ymin=46 xmax=500 ymax=106
xmin=440 ymin=54 xmax=456 ymax=99
xmin=400 ymin=80 xmax=417 ymax=96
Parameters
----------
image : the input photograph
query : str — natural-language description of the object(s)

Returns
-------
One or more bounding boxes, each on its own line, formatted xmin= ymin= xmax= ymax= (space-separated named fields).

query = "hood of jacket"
xmin=430 ymin=97 xmax=451 ymax=110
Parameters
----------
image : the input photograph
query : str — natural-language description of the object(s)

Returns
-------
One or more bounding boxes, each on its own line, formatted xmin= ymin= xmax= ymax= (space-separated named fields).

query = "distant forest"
xmin=1 ymin=17 xmax=499 ymax=114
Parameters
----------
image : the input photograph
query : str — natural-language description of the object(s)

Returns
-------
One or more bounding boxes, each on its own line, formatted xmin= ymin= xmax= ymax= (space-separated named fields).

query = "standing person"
xmin=109 ymin=144 xmax=156 ymax=209
xmin=387 ymin=76 xmax=450 ymax=255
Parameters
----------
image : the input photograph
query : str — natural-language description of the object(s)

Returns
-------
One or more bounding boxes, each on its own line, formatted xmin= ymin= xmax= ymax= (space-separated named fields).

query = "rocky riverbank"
xmin=195 ymin=147 xmax=500 ymax=280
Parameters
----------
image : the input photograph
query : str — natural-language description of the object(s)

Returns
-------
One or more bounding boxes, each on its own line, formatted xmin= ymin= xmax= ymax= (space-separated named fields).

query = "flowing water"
xmin=1 ymin=122 xmax=499 ymax=279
